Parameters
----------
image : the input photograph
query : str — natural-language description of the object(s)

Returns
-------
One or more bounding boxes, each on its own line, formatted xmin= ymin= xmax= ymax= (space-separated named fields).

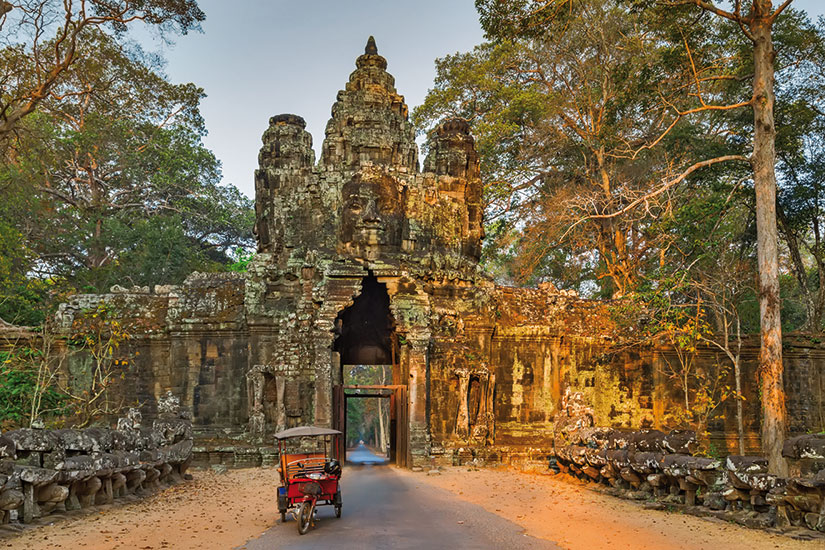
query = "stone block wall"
xmin=54 ymin=273 xmax=249 ymax=434
xmin=463 ymin=286 xmax=825 ymax=455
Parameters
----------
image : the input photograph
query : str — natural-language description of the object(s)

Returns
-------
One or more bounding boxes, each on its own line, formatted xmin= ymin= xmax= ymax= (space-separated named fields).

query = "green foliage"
xmin=344 ymin=365 xmax=390 ymax=447
xmin=227 ymin=248 xmax=256 ymax=273
xmin=0 ymin=219 xmax=49 ymax=325
xmin=772 ymin=13 xmax=825 ymax=333
xmin=0 ymin=348 xmax=65 ymax=429
xmin=64 ymin=301 xmax=134 ymax=427
xmin=0 ymin=0 xmax=206 ymax=141
xmin=417 ymin=0 xmax=743 ymax=296
xmin=0 ymin=28 xmax=254 ymax=313
xmin=422 ymin=0 xmax=825 ymax=335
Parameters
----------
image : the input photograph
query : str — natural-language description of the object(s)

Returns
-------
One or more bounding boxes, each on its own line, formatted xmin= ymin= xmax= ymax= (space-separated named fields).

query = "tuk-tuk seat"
xmin=284 ymin=453 xmax=327 ymax=480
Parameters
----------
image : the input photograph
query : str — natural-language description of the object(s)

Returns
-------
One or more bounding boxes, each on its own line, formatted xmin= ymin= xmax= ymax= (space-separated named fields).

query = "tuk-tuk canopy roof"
xmin=273 ymin=426 xmax=342 ymax=440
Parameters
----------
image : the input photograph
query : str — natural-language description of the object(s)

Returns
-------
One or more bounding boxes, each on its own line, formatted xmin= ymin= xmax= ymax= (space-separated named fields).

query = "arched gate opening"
xmin=331 ymin=275 xmax=409 ymax=467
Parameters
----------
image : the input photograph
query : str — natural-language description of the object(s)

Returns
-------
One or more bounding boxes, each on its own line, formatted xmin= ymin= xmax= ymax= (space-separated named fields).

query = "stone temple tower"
xmin=245 ymin=36 xmax=495 ymax=466
xmin=252 ymin=37 xmax=483 ymax=267
xmin=321 ymin=36 xmax=419 ymax=172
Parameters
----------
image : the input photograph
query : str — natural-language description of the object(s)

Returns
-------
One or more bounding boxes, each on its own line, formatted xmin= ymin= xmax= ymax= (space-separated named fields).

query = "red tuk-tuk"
xmin=274 ymin=426 xmax=343 ymax=535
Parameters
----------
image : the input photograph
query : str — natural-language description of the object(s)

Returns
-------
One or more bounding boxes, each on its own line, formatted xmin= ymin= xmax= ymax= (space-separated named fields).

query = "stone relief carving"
xmin=116 ymin=408 xmax=142 ymax=433
xmin=449 ymin=349 xmax=495 ymax=446
xmin=339 ymin=171 xmax=403 ymax=260
xmin=245 ymin=364 xmax=289 ymax=439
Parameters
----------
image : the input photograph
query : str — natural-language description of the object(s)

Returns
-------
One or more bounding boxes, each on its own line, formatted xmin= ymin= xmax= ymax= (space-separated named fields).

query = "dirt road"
xmin=415 ymin=467 xmax=822 ymax=550
xmin=1 ymin=465 xmax=821 ymax=550
xmin=243 ymin=464 xmax=552 ymax=550
xmin=0 ymin=467 xmax=280 ymax=550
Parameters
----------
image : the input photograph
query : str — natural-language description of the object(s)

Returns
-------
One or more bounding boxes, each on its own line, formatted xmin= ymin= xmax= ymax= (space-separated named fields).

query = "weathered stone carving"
xmin=157 ymin=390 xmax=181 ymax=415
xmin=450 ymin=349 xmax=496 ymax=445
xmin=116 ymin=407 xmax=141 ymax=432
xmin=339 ymin=170 xmax=403 ymax=260
xmin=245 ymin=364 xmax=289 ymax=438
xmin=539 ymin=392 xmax=825 ymax=533
xmin=454 ymin=366 xmax=471 ymax=439
xmin=0 ymin=403 xmax=193 ymax=525
xmin=247 ymin=404 xmax=266 ymax=441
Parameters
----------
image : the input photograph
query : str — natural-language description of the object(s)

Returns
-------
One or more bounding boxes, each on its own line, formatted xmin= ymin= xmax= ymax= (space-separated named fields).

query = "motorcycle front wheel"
xmin=297 ymin=500 xmax=314 ymax=535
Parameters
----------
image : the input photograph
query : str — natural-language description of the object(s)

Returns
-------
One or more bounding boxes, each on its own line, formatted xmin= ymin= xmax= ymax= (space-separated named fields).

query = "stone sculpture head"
xmin=117 ymin=407 xmax=142 ymax=432
xmin=157 ymin=390 xmax=181 ymax=416
xmin=339 ymin=171 xmax=403 ymax=259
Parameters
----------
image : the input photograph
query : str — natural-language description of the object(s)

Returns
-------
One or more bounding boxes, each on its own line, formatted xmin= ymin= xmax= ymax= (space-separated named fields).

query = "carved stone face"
xmin=339 ymin=173 xmax=402 ymax=259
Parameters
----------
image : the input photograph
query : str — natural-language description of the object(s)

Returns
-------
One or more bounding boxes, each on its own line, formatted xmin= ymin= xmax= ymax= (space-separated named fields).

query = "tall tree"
xmin=473 ymin=0 xmax=796 ymax=474
xmin=655 ymin=180 xmax=757 ymax=452
xmin=0 ymin=0 xmax=204 ymax=140
xmin=662 ymin=0 xmax=793 ymax=476
xmin=417 ymin=1 xmax=743 ymax=296
xmin=773 ymin=12 xmax=825 ymax=333
xmin=1 ymin=29 xmax=253 ymax=294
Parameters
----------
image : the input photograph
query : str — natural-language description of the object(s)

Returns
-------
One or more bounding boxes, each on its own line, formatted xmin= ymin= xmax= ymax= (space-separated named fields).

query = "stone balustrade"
xmin=0 ymin=393 xmax=192 ymax=525
xmin=546 ymin=395 xmax=825 ymax=534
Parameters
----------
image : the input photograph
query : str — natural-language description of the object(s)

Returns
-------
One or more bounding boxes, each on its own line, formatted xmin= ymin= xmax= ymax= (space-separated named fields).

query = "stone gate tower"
xmin=245 ymin=37 xmax=492 ymax=465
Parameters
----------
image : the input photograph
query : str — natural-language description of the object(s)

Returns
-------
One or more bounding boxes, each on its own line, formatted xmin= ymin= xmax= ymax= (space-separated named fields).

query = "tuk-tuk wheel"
xmin=297 ymin=501 xmax=314 ymax=535
xmin=280 ymin=511 xmax=286 ymax=523
xmin=335 ymin=504 xmax=342 ymax=518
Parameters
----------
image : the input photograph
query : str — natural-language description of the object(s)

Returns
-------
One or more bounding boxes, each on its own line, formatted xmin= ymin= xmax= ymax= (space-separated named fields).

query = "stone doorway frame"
xmin=332 ymin=384 xmax=409 ymax=468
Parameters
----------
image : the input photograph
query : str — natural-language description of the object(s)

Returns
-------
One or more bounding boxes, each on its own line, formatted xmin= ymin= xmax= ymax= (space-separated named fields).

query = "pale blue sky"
xmin=137 ymin=0 xmax=825 ymax=199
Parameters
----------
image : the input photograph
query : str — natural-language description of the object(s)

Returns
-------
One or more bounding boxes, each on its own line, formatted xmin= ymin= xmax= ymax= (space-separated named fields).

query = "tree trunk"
xmin=733 ymin=355 xmax=745 ymax=455
xmin=378 ymin=366 xmax=387 ymax=454
xmin=815 ymin=266 xmax=825 ymax=332
xmin=751 ymin=3 xmax=788 ymax=476
xmin=731 ymin=309 xmax=746 ymax=455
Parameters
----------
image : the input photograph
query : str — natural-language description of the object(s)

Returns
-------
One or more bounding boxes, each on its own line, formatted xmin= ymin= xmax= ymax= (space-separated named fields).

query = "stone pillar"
xmin=22 ymin=482 xmax=36 ymax=524
xmin=313 ymin=333 xmax=334 ymax=428
xmin=275 ymin=375 xmax=287 ymax=433
xmin=407 ymin=336 xmax=431 ymax=465
xmin=245 ymin=367 xmax=267 ymax=438
xmin=486 ymin=373 xmax=496 ymax=444
xmin=454 ymin=367 xmax=470 ymax=439
xmin=331 ymin=351 xmax=342 ymax=386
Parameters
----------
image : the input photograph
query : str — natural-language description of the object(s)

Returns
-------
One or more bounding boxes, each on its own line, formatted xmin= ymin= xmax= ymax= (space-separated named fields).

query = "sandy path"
xmin=407 ymin=466 xmax=821 ymax=550
xmin=1 ymin=465 xmax=822 ymax=550
xmin=1 ymin=468 xmax=281 ymax=550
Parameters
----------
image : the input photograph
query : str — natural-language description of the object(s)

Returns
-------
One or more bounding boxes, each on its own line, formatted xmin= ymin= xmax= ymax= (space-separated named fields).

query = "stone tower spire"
xmin=320 ymin=36 xmax=418 ymax=171
xmin=365 ymin=35 xmax=378 ymax=55
xmin=254 ymin=114 xmax=318 ymax=255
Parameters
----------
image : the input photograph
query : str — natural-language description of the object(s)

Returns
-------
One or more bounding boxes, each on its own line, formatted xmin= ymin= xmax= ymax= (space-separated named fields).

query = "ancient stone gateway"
xmin=13 ymin=34 xmax=825 ymax=539
xmin=247 ymin=36 xmax=488 ymax=466
xmin=52 ymin=36 xmax=825 ymax=470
